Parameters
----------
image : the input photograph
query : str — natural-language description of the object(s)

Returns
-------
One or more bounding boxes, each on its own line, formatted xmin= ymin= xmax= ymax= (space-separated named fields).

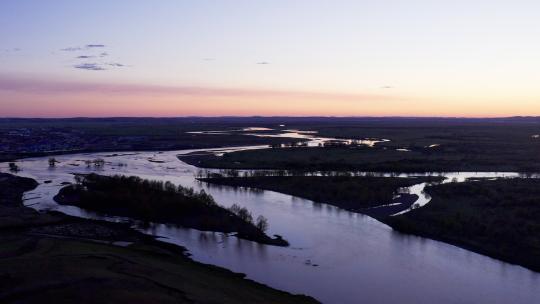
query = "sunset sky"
xmin=1 ymin=0 xmax=540 ymax=117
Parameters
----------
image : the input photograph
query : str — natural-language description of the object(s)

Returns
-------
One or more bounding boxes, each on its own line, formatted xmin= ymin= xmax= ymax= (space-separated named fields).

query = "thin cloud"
xmin=61 ymin=47 xmax=82 ymax=52
xmin=381 ymin=86 xmax=394 ymax=89
xmin=2 ymin=48 xmax=20 ymax=53
xmin=107 ymin=62 xmax=126 ymax=67
xmin=76 ymin=55 xmax=95 ymax=59
xmin=99 ymin=52 xmax=108 ymax=57
xmin=61 ymin=44 xmax=106 ymax=51
xmin=256 ymin=62 xmax=270 ymax=65
xmin=73 ymin=63 xmax=106 ymax=71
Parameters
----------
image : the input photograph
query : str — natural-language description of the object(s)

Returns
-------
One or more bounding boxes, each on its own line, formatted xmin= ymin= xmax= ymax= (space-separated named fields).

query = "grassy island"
xmin=384 ymin=178 xmax=540 ymax=272
xmin=199 ymin=175 xmax=443 ymax=217
xmin=54 ymin=174 xmax=287 ymax=246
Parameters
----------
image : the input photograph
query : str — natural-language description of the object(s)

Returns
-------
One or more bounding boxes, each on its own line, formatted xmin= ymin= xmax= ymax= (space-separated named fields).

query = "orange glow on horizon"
xmin=1 ymin=75 xmax=539 ymax=118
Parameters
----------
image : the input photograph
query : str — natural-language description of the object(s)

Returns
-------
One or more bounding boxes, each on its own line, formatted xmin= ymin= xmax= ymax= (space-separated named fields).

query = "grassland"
xmin=384 ymin=178 xmax=540 ymax=272
xmin=177 ymin=117 xmax=540 ymax=172
xmin=180 ymin=138 xmax=540 ymax=172
xmin=0 ymin=235 xmax=318 ymax=304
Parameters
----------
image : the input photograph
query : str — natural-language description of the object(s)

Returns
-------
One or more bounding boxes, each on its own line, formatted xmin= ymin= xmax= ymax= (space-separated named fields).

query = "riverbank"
xmin=199 ymin=175 xmax=442 ymax=217
xmin=0 ymin=173 xmax=319 ymax=303
xmin=384 ymin=178 xmax=540 ymax=272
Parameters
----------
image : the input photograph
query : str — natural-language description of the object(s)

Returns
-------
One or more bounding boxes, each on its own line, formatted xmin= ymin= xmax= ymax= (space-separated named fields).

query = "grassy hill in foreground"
xmin=0 ymin=173 xmax=318 ymax=303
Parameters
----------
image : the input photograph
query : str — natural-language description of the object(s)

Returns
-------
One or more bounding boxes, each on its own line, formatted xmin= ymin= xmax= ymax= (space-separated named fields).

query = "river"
xmin=2 ymin=131 xmax=539 ymax=304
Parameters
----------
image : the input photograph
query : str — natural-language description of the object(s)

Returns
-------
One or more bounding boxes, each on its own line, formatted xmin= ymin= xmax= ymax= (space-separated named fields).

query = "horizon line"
xmin=2 ymin=115 xmax=539 ymax=120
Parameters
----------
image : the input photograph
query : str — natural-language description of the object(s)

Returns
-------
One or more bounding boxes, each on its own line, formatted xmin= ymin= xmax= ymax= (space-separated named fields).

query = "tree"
xmin=229 ymin=203 xmax=242 ymax=215
xmin=237 ymin=207 xmax=253 ymax=223
xmin=229 ymin=204 xmax=253 ymax=223
xmin=256 ymin=215 xmax=269 ymax=232
xmin=74 ymin=175 xmax=84 ymax=186
xmin=8 ymin=162 xmax=19 ymax=172
xmin=48 ymin=157 xmax=57 ymax=167
xmin=93 ymin=158 xmax=105 ymax=167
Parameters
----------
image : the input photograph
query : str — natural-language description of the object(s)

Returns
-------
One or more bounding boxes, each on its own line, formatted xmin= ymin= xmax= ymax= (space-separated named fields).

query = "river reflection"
xmin=1 ymin=144 xmax=540 ymax=304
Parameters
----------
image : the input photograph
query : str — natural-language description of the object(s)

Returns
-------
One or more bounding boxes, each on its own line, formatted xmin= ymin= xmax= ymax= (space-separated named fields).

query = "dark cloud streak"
xmin=73 ymin=63 xmax=106 ymax=71
xmin=61 ymin=44 xmax=106 ymax=52
xmin=61 ymin=47 xmax=82 ymax=52
xmin=107 ymin=62 xmax=125 ymax=67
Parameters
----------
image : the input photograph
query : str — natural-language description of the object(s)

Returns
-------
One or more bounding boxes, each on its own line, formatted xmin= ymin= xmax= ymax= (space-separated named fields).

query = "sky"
xmin=1 ymin=0 xmax=540 ymax=117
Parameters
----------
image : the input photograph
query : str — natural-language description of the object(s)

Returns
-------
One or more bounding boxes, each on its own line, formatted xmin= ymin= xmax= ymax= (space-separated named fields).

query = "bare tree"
xmin=229 ymin=203 xmax=242 ymax=215
xmin=237 ymin=207 xmax=253 ymax=223
xmin=93 ymin=158 xmax=105 ymax=167
xmin=256 ymin=215 xmax=269 ymax=232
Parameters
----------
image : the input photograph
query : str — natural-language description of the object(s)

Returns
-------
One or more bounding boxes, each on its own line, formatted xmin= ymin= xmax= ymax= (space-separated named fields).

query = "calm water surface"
xmin=3 ymin=142 xmax=539 ymax=304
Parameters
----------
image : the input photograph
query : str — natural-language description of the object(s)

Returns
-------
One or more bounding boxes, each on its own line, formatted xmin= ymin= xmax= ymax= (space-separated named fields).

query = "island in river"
xmin=54 ymin=173 xmax=288 ymax=246
xmin=0 ymin=173 xmax=318 ymax=303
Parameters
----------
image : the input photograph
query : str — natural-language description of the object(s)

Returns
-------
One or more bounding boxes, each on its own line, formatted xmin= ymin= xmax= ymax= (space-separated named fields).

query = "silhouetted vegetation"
xmin=384 ymin=178 xmax=540 ymax=272
xmin=54 ymin=174 xmax=287 ymax=246
xmin=8 ymin=162 xmax=20 ymax=172
xmin=200 ymin=176 xmax=442 ymax=213
xmin=0 ymin=173 xmax=38 ymax=207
